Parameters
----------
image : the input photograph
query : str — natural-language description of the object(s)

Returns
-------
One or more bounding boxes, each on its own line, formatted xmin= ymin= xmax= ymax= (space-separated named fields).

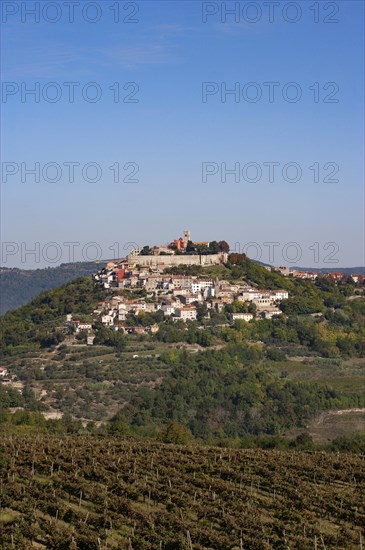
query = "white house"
xmin=238 ymin=290 xmax=261 ymax=302
xmin=172 ymin=288 xmax=190 ymax=296
xmin=350 ymin=274 xmax=364 ymax=284
xmin=77 ymin=322 xmax=93 ymax=332
xmin=144 ymin=303 xmax=159 ymax=313
xmin=161 ymin=304 xmax=175 ymax=316
xmin=203 ymin=287 xmax=215 ymax=298
xmin=270 ymin=290 xmax=289 ymax=301
xmin=101 ymin=315 xmax=114 ymax=326
xmin=191 ymin=280 xmax=213 ymax=294
xmin=129 ymin=247 xmax=141 ymax=256
xmin=260 ymin=309 xmax=282 ymax=319
xmin=180 ymin=294 xmax=202 ymax=305
xmin=239 ymin=289 xmax=288 ymax=307
xmin=171 ymin=275 xmax=194 ymax=289
xmin=253 ymin=293 xmax=272 ymax=307
xmin=230 ymin=313 xmax=254 ymax=322
xmin=274 ymin=266 xmax=290 ymax=276
xmin=210 ymin=299 xmax=225 ymax=312
xmin=87 ymin=334 xmax=95 ymax=345
xmin=175 ymin=307 xmax=197 ymax=321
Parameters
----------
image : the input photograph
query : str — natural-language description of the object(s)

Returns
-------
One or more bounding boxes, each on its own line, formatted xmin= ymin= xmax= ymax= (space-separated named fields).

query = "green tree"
xmin=140 ymin=245 xmax=152 ymax=255
xmin=266 ymin=348 xmax=286 ymax=361
xmin=160 ymin=421 xmax=192 ymax=444
xmin=209 ymin=241 xmax=220 ymax=254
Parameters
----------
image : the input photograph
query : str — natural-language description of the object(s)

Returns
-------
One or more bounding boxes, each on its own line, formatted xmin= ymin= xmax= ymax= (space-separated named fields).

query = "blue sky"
xmin=1 ymin=0 xmax=364 ymax=268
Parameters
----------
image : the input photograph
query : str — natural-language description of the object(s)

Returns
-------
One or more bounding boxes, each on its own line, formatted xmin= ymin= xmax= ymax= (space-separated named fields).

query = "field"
xmin=0 ymin=436 xmax=364 ymax=549
xmin=267 ymin=356 xmax=365 ymax=393
xmin=307 ymin=409 xmax=365 ymax=444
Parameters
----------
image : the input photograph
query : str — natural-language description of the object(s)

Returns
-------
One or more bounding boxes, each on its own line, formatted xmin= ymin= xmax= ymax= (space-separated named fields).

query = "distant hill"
xmin=253 ymin=260 xmax=364 ymax=275
xmin=293 ymin=266 xmax=365 ymax=275
xmin=0 ymin=261 xmax=107 ymax=315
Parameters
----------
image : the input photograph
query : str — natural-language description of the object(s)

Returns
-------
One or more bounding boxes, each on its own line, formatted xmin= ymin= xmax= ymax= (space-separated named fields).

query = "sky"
xmin=1 ymin=0 xmax=364 ymax=268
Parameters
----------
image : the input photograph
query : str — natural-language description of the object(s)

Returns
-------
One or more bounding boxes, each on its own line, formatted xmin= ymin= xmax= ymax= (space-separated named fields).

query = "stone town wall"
xmin=127 ymin=253 xmax=227 ymax=268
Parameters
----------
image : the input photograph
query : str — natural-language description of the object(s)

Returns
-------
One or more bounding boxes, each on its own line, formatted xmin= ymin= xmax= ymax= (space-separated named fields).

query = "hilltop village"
xmin=64 ymin=232 xmax=363 ymax=343
xmin=64 ymin=232 xmax=289 ymax=341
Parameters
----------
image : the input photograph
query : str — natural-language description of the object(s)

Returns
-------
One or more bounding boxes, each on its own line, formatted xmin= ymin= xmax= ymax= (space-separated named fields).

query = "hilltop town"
xmin=63 ymin=232 xmax=286 ymax=341
xmin=61 ymin=231 xmax=363 ymax=344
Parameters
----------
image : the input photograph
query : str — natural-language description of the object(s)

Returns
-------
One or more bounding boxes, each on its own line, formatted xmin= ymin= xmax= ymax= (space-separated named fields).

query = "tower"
xmin=183 ymin=230 xmax=191 ymax=244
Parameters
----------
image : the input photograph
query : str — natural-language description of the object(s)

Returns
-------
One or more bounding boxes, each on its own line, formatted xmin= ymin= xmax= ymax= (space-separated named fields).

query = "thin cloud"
xmin=2 ymin=34 xmax=181 ymax=79
xmin=1 ymin=40 xmax=86 ymax=79
xmin=98 ymin=41 xmax=178 ymax=69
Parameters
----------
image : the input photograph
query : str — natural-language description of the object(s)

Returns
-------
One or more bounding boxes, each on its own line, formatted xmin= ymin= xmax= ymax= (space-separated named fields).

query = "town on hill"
xmin=73 ymin=231 xmax=288 ymax=342
xmin=69 ymin=231 xmax=360 ymax=343
xmin=1 ymin=231 xmax=362 ymax=316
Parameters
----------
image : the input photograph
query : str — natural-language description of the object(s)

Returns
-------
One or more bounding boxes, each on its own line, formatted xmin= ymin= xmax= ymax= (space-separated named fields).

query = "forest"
xmin=0 ymin=262 xmax=102 ymax=315
xmin=116 ymin=344 xmax=364 ymax=442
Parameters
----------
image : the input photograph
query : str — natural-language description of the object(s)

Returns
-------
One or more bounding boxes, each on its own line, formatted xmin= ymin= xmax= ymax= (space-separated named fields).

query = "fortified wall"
xmin=127 ymin=253 xmax=228 ymax=268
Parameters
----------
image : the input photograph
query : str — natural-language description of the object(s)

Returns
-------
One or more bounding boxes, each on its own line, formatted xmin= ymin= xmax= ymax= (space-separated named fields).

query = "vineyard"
xmin=0 ymin=436 xmax=364 ymax=549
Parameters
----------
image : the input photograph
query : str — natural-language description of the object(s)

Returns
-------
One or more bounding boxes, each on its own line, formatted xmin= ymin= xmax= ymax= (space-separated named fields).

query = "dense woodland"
xmin=0 ymin=262 xmax=102 ymax=315
xmin=117 ymin=345 xmax=364 ymax=442
xmin=0 ymin=278 xmax=105 ymax=353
